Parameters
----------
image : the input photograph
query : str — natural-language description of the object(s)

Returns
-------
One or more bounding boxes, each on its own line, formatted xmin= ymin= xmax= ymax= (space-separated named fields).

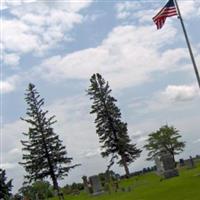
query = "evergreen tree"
xmin=0 ymin=168 xmax=13 ymax=199
xmin=87 ymin=73 xmax=141 ymax=177
xmin=20 ymin=83 xmax=79 ymax=197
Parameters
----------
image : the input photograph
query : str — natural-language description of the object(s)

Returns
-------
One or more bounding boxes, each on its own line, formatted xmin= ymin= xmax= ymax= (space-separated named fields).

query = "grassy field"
xmin=50 ymin=162 xmax=200 ymax=200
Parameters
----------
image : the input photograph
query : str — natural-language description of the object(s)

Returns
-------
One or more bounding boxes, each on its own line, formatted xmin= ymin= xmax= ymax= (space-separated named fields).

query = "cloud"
xmin=41 ymin=95 xmax=101 ymax=160
xmin=0 ymin=75 xmax=20 ymax=94
xmin=1 ymin=120 xmax=27 ymax=154
xmin=1 ymin=0 xmax=92 ymax=11
xmin=0 ymin=163 xmax=16 ymax=170
xmin=2 ymin=0 xmax=93 ymax=62
xmin=3 ymin=53 xmax=20 ymax=66
xmin=161 ymin=84 xmax=199 ymax=102
xmin=115 ymin=0 xmax=200 ymax=22
xmin=2 ymin=11 xmax=81 ymax=55
xmin=116 ymin=1 xmax=142 ymax=19
xmin=127 ymin=84 xmax=199 ymax=116
xmin=193 ymin=138 xmax=200 ymax=144
xmin=130 ymin=130 xmax=148 ymax=144
xmin=144 ymin=84 xmax=199 ymax=113
xmin=37 ymin=24 xmax=192 ymax=90
xmin=82 ymin=148 xmax=101 ymax=159
xmin=1 ymin=81 xmax=15 ymax=94
xmin=178 ymin=0 xmax=200 ymax=18
xmin=3 ymin=19 xmax=43 ymax=54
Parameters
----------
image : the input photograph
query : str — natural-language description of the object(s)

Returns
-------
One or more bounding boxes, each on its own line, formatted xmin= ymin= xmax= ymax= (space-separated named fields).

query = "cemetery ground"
xmin=50 ymin=161 xmax=200 ymax=200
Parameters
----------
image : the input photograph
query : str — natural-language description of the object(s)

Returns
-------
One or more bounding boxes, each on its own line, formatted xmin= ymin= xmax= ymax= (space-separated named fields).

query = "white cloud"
xmin=1 ymin=0 xmax=92 ymax=11
xmin=130 ymin=130 xmax=148 ymax=144
xmin=0 ymin=75 xmax=20 ymax=94
xmin=1 ymin=120 xmax=27 ymax=154
xmin=37 ymin=24 xmax=192 ymax=90
xmin=3 ymin=19 xmax=42 ymax=54
xmin=127 ymin=84 xmax=199 ymax=116
xmin=193 ymin=138 xmax=200 ymax=144
xmin=3 ymin=53 xmax=20 ymax=66
xmin=2 ymin=11 xmax=82 ymax=55
xmin=83 ymin=148 xmax=101 ymax=159
xmin=0 ymin=0 xmax=23 ymax=10
xmin=161 ymin=84 xmax=199 ymax=102
xmin=2 ymin=0 xmax=93 ymax=61
xmin=116 ymin=1 xmax=142 ymax=19
xmin=161 ymin=85 xmax=196 ymax=110
xmin=0 ymin=81 xmax=15 ymax=93
xmin=1 ymin=119 xmax=28 ymax=191
xmin=115 ymin=0 xmax=200 ymax=22
xmin=178 ymin=0 xmax=200 ymax=18
xmin=8 ymin=148 xmax=21 ymax=155
xmin=0 ymin=162 xmax=16 ymax=169
xmin=43 ymin=95 xmax=100 ymax=159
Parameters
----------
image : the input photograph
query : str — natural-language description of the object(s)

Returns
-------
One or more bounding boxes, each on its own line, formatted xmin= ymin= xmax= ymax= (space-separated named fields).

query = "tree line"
xmin=1 ymin=73 xmax=185 ymax=200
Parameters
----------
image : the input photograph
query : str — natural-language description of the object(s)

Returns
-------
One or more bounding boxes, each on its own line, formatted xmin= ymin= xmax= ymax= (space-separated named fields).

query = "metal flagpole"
xmin=174 ymin=0 xmax=200 ymax=89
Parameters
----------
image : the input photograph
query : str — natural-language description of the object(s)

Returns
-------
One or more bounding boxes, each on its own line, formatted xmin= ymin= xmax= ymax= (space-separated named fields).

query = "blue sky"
xmin=1 ymin=0 xmax=200 ymax=193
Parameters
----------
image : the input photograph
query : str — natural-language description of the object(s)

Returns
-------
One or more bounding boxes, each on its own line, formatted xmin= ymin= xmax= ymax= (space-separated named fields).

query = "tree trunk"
xmin=37 ymin=117 xmax=62 ymax=199
xmin=52 ymin=178 xmax=64 ymax=200
xmin=121 ymin=155 xmax=130 ymax=178
xmin=49 ymin=164 xmax=64 ymax=200
xmin=171 ymin=153 xmax=176 ymax=167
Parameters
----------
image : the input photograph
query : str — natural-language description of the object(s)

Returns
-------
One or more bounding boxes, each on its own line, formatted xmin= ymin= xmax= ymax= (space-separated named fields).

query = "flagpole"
xmin=174 ymin=0 xmax=200 ymax=89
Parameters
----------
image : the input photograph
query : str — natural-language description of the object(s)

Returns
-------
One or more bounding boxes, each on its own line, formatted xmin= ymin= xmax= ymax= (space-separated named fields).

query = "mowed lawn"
xmin=50 ymin=162 xmax=200 ymax=200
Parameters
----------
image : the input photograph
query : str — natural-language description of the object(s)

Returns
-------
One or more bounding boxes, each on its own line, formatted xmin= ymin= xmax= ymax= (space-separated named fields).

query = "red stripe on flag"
xmin=152 ymin=3 xmax=177 ymax=29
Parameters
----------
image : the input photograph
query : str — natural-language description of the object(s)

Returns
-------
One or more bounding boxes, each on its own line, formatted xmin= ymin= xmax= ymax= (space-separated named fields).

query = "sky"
xmin=1 ymin=0 xmax=200 ymax=194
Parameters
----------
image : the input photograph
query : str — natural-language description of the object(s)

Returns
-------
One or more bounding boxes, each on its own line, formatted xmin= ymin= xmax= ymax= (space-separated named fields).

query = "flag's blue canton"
xmin=153 ymin=0 xmax=177 ymax=29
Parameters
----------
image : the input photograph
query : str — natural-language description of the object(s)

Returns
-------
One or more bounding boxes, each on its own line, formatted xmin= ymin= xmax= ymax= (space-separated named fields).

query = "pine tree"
xmin=0 ymin=168 xmax=13 ymax=200
xmin=20 ymin=83 xmax=79 ymax=197
xmin=87 ymin=73 xmax=141 ymax=177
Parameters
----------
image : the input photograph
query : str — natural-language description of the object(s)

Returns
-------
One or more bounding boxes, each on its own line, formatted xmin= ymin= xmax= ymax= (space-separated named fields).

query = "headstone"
xmin=196 ymin=155 xmax=200 ymax=159
xmin=161 ymin=153 xmax=179 ymax=179
xmin=179 ymin=159 xmax=185 ymax=167
xmin=154 ymin=153 xmax=179 ymax=179
xmin=186 ymin=156 xmax=195 ymax=169
xmin=154 ymin=155 xmax=164 ymax=175
xmin=82 ymin=176 xmax=91 ymax=194
xmin=89 ymin=175 xmax=104 ymax=196
xmin=113 ymin=181 xmax=119 ymax=192
xmin=127 ymin=186 xmax=132 ymax=192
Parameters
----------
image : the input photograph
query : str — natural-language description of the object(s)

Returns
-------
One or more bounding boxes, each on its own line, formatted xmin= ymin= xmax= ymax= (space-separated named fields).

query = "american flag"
xmin=153 ymin=0 xmax=178 ymax=29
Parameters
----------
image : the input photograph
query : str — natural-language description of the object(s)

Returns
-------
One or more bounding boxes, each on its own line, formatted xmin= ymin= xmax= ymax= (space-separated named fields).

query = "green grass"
xmin=50 ymin=162 xmax=200 ymax=200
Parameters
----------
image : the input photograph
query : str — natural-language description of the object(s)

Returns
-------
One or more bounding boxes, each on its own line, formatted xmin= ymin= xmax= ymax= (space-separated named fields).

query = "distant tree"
xmin=0 ymin=168 xmax=13 ymax=200
xmin=87 ymin=73 xmax=141 ymax=177
xmin=62 ymin=184 xmax=71 ymax=195
xmin=18 ymin=184 xmax=33 ymax=200
xmin=144 ymin=125 xmax=185 ymax=163
xmin=11 ymin=193 xmax=22 ymax=200
xmin=19 ymin=181 xmax=54 ymax=200
xmin=11 ymin=193 xmax=23 ymax=200
xmin=20 ymin=83 xmax=79 ymax=198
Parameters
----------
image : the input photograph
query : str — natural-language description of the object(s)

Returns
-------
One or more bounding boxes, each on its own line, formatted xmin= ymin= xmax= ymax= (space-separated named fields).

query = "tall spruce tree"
xmin=0 ymin=168 xmax=13 ymax=200
xmin=87 ymin=73 xmax=141 ymax=177
xmin=20 ymin=83 xmax=78 ymax=197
